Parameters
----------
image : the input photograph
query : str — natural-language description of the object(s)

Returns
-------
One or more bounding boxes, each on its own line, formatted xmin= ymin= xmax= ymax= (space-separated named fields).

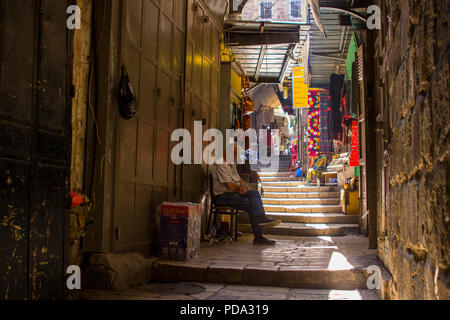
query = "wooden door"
xmin=0 ymin=0 xmax=71 ymax=299
xmin=115 ymin=0 xmax=186 ymax=252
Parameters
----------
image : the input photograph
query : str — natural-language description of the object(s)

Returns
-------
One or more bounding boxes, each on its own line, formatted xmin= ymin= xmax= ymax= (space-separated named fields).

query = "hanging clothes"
xmin=267 ymin=128 xmax=273 ymax=156
xmin=306 ymin=154 xmax=331 ymax=185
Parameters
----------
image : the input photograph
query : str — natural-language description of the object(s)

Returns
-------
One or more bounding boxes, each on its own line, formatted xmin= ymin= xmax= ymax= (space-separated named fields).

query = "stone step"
xmin=264 ymin=204 xmax=342 ymax=213
xmin=238 ymin=223 xmax=359 ymax=237
xmin=151 ymin=259 xmax=378 ymax=290
xmin=260 ymin=176 xmax=299 ymax=182
xmin=252 ymin=167 xmax=292 ymax=173
xmin=262 ymin=186 xmax=340 ymax=193
xmin=78 ymin=284 xmax=381 ymax=300
xmin=263 ymin=198 xmax=340 ymax=206
xmin=265 ymin=212 xmax=359 ymax=224
xmin=261 ymin=181 xmax=306 ymax=187
xmin=258 ymin=171 xmax=294 ymax=177
xmin=84 ymin=235 xmax=387 ymax=295
xmin=263 ymin=191 xmax=341 ymax=199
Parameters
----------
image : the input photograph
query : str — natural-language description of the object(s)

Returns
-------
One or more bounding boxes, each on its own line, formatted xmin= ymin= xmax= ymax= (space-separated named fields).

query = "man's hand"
xmin=239 ymin=184 xmax=248 ymax=195
xmin=225 ymin=182 xmax=241 ymax=193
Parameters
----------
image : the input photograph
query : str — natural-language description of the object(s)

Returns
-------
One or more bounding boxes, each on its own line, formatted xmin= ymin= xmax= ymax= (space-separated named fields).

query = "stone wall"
xmin=379 ymin=0 xmax=449 ymax=299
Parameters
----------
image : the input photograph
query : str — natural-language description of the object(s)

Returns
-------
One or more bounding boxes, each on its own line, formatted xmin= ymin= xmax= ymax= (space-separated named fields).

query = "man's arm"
xmin=216 ymin=165 xmax=247 ymax=194
xmin=225 ymin=182 xmax=241 ymax=193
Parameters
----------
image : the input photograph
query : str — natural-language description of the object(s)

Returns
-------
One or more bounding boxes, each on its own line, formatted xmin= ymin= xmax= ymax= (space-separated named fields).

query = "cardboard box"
xmin=159 ymin=202 xmax=201 ymax=261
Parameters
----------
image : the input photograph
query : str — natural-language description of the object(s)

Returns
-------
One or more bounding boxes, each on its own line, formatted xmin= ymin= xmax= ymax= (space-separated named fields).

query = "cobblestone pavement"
xmin=79 ymin=282 xmax=380 ymax=300
xmin=193 ymin=233 xmax=378 ymax=270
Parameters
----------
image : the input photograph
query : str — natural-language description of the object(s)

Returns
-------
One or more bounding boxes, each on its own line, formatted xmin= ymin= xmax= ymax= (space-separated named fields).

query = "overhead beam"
xmin=225 ymin=31 xmax=299 ymax=46
xmin=249 ymin=76 xmax=280 ymax=84
xmin=320 ymin=6 xmax=367 ymax=23
xmin=254 ymin=45 xmax=268 ymax=81
xmin=279 ymin=43 xmax=298 ymax=83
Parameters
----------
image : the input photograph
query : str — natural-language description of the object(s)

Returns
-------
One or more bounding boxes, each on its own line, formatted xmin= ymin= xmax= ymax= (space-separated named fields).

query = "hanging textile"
xmin=242 ymin=75 xmax=250 ymax=89
xmin=346 ymin=33 xmax=358 ymax=80
xmin=319 ymin=90 xmax=332 ymax=153
xmin=266 ymin=128 xmax=273 ymax=156
xmin=351 ymin=61 xmax=359 ymax=115
xmin=329 ymin=74 xmax=345 ymax=140
xmin=243 ymin=96 xmax=255 ymax=115
xmin=350 ymin=120 xmax=360 ymax=167
xmin=306 ymin=154 xmax=331 ymax=185
xmin=307 ymin=90 xmax=321 ymax=157
xmin=243 ymin=115 xmax=251 ymax=131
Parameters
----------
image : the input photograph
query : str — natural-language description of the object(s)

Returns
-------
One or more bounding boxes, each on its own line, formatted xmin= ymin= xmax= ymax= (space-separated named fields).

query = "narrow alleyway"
xmin=79 ymin=166 xmax=383 ymax=300
xmin=1 ymin=0 xmax=448 ymax=303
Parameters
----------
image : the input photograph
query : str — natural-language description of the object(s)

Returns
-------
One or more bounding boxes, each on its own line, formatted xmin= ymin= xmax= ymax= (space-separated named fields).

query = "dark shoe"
xmin=253 ymin=236 xmax=276 ymax=245
xmin=256 ymin=217 xmax=281 ymax=227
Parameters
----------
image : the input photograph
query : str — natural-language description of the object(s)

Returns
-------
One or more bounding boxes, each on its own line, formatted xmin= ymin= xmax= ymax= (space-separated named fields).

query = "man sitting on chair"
xmin=210 ymin=143 xmax=280 ymax=245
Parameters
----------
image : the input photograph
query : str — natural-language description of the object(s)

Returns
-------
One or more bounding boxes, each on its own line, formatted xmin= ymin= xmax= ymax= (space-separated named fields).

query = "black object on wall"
xmin=118 ymin=65 xmax=138 ymax=119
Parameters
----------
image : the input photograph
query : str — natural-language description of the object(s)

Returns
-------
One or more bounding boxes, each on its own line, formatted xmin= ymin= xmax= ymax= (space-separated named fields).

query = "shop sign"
xmin=350 ymin=120 xmax=359 ymax=166
xmin=292 ymin=66 xmax=309 ymax=108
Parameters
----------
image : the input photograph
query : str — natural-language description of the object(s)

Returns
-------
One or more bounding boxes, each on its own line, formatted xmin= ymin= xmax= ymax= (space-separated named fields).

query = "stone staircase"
xmin=239 ymin=171 xmax=359 ymax=236
xmin=250 ymin=154 xmax=293 ymax=172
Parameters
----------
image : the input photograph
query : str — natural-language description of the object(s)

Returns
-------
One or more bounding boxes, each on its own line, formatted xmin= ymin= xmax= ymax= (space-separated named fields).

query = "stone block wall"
xmin=379 ymin=0 xmax=449 ymax=299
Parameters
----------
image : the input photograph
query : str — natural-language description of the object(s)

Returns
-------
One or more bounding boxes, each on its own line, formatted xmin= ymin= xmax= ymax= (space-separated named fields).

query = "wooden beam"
xmin=225 ymin=32 xmax=299 ymax=46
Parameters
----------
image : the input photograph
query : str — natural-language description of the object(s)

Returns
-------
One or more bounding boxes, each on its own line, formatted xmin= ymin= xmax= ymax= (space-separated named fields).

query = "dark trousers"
xmin=214 ymin=190 xmax=266 ymax=238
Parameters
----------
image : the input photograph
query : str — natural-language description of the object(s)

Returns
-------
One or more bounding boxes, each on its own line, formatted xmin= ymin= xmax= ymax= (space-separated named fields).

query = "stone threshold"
xmin=265 ymin=212 xmax=358 ymax=224
xmin=152 ymin=260 xmax=375 ymax=290
xmin=84 ymin=252 xmax=381 ymax=291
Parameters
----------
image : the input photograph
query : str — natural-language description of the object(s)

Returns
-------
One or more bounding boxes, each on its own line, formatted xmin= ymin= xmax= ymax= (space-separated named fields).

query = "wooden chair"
xmin=207 ymin=174 xmax=239 ymax=243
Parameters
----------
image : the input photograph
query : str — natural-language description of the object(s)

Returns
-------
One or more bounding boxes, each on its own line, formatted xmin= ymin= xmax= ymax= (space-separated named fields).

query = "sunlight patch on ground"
xmin=305 ymin=224 xmax=328 ymax=229
xmin=327 ymin=290 xmax=363 ymax=300
xmin=327 ymin=251 xmax=354 ymax=270
xmin=318 ymin=236 xmax=335 ymax=243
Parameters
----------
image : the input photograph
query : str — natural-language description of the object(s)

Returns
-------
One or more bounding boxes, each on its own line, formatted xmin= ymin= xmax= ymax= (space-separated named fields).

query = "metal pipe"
xmin=336 ymin=26 xmax=349 ymax=73
xmin=255 ymin=45 xmax=268 ymax=81
xmin=338 ymin=26 xmax=345 ymax=51
xmin=320 ymin=6 xmax=367 ymax=23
